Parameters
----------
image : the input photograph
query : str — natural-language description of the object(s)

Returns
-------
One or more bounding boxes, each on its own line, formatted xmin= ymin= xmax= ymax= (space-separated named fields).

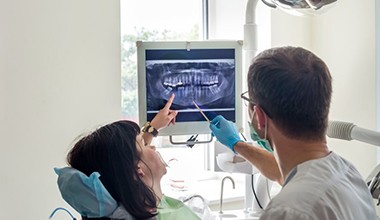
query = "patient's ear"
xmin=136 ymin=165 xmax=145 ymax=177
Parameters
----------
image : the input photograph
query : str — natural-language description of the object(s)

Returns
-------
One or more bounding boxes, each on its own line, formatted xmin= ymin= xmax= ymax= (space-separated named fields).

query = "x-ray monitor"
xmin=137 ymin=41 xmax=243 ymax=136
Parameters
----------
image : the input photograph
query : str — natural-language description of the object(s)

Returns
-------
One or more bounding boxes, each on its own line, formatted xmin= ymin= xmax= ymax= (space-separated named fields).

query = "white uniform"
xmin=260 ymin=152 xmax=377 ymax=220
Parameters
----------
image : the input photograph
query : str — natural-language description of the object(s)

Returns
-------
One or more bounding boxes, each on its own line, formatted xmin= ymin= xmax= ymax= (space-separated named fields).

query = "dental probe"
xmin=192 ymin=100 xmax=210 ymax=123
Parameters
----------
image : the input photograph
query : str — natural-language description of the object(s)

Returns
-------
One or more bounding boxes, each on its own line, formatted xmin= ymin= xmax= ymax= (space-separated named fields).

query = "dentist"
xmin=209 ymin=46 xmax=377 ymax=220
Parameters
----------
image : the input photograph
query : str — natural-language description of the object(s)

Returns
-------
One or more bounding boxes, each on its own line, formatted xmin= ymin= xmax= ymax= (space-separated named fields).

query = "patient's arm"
xmin=142 ymin=94 xmax=178 ymax=146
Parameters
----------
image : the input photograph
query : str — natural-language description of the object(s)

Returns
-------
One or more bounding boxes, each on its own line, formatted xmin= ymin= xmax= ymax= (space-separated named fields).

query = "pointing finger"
xmin=164 ymin=93 xmax=175 ymax=110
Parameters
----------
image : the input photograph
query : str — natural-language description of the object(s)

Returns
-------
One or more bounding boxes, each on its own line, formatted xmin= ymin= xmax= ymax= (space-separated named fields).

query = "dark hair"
xmin=248 ymin=46 xmax=332 ymax=140
xmin=67 ymin=120 xmax=157 ymax=220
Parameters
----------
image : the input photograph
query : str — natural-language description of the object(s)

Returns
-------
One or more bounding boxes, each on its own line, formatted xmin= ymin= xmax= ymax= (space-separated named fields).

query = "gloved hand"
xmin=209 ymin=115 xmax=242 ymax=153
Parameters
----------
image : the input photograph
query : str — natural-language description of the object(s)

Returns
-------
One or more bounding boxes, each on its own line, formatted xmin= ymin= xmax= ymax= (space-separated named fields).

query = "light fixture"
xmin=261 ymin=0 xmax=338 ymax=16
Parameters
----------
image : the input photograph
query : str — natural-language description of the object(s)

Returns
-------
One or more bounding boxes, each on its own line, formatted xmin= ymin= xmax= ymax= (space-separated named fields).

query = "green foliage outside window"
xmin=121 ymin=25 xmax=200 ymax=121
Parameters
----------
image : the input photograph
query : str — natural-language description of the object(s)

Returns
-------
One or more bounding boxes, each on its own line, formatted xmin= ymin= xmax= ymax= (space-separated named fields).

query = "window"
xmin=121 ymin=0 xmax=203 ymax=120
xmin=121 ymin=0 xmax=211 ymax=189
xmin=120 ymin=0 xmax=269 ymax=202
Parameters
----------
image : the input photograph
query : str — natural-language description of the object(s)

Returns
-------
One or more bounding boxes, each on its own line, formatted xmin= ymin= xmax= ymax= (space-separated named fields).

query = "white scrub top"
xmin=260 ymin=152 xmax=377 ymax=220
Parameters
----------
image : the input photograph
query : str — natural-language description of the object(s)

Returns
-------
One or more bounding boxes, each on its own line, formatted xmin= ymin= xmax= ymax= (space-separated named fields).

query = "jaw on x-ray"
xmin=146 ymin=59 xmax=235 ymax=122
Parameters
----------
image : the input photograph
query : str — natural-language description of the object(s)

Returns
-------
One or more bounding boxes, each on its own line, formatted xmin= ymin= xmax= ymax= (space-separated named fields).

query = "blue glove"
xmin=209 ymin=115 xmax=242 ymax=153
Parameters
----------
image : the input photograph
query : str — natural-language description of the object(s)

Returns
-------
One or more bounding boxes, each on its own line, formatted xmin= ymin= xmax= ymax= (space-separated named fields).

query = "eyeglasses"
xmin=240 ymin=91 xmax=256 ymax=107
xmin=241 ymin=91 xmax=272 ymax=118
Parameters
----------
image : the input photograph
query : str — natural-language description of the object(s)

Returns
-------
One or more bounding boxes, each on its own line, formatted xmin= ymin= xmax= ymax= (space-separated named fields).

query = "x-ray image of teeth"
xmin=145 ymin=59 xmax=235 ymax=121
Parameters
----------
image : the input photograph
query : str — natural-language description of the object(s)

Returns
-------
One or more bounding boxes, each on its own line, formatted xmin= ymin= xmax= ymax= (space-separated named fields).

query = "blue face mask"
xmin=248 ymin=121 xmax=273 ymax=153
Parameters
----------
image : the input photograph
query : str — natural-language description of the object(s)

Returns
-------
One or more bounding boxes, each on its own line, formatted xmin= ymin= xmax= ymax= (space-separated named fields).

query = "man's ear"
xmin=248 ymin=103 xmax=255 ymax=120
xmin=254 ymin=105 xmax=267 ymax=130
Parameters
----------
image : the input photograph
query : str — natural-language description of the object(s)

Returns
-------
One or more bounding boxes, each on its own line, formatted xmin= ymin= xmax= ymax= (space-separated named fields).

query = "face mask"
xmin=248 ymin=121 xmax=273 ymax=153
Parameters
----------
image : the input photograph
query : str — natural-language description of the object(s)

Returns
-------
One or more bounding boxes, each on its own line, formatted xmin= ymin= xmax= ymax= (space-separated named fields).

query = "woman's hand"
xmin=150 ymin=94 xmax=178 ymax=130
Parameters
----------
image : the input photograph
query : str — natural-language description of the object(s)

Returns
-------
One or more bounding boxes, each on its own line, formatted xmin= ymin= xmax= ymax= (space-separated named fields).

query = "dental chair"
xmin=52 ymin=167 xmax=215 ymax=220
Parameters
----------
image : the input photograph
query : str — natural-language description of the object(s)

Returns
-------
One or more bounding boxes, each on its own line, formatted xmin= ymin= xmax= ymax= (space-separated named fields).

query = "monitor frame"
xmin=137 ymin=40 xmax=243 ymax=136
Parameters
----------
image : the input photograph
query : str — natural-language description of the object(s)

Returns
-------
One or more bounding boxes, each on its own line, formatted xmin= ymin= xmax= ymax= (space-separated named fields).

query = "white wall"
xmin=0 ymin=0 xmax=121 ymax=219
xmin=270 ymin=1 xmax=377 ymax=178
xmin=311 ymin=0 xmax=377 ymax=178
xmin=270 ymin=9 xmax=312 ymax=49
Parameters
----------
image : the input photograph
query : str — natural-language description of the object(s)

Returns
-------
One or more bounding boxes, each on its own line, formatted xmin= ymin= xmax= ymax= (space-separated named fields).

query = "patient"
xmin=55 ymin=94 xmax=204 ymax=220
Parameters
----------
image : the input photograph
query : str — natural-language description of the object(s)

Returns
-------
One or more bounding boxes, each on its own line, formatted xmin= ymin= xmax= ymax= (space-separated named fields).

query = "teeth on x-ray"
xmin=162 ymin=71 xmax=222 ymax=100
xmin=164 ymin=86 xmax=173 ymax=95
xmin=210 ymin=84 xmax=220 ymax=95
xmin=147 ymin=61 xmax=235 ymax=106
xmin=162 ymin=72 xmax=219 ymax=88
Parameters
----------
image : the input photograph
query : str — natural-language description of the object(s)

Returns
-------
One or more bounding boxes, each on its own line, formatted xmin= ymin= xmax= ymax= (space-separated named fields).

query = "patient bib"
xmin=157 ymin=195 xmax=201 ymax=220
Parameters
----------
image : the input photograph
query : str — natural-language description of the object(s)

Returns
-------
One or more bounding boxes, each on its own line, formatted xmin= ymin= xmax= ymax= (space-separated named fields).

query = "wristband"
xmin=141 ymin=121 xmax=158 ymax=137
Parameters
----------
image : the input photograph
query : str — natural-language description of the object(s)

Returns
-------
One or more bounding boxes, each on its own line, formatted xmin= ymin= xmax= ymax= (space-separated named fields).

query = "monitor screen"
xmin=137 ymin=41 xmax=243 ymax=136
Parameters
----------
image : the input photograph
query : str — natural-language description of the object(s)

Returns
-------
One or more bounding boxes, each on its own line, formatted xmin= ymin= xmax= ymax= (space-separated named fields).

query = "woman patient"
xmin=55 ymin=94 xmax=202 ymax=220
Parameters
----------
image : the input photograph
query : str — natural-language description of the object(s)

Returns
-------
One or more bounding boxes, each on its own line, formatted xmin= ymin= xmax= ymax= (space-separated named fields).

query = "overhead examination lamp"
xmin=240 ymin=0 xmax=338 ymax=216
xmin=261 ymin=0 xmax=338 ymax=15
xmin=243 ymin=0 xmax=338 ymax=83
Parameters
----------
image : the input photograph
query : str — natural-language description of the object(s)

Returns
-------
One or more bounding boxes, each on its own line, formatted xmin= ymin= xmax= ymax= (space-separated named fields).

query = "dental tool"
xmin=192 ymin=100 xmax=210 ymax=123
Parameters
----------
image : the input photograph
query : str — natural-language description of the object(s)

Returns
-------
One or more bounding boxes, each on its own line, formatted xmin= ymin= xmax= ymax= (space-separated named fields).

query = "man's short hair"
xmin=248 ymin=46 xmax=332 ymax=140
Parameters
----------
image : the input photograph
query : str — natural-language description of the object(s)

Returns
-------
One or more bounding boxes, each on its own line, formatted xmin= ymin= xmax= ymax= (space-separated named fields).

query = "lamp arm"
xmin=244 ymin=0 xmax=259 ymax=66
xmin=260 ymin=0 xmax=277 ymax=8
xmin=245 ymin=0 xmax=259 ymax=24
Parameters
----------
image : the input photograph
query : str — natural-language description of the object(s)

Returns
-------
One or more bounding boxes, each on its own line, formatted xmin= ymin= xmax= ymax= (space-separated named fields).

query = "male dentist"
xmin=210 ymin=46 xmax=377 ymax=220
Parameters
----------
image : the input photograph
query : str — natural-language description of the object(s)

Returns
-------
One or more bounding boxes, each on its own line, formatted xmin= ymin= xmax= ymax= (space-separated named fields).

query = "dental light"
xmin=261 ymin=0 xmax=338 ymax=16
